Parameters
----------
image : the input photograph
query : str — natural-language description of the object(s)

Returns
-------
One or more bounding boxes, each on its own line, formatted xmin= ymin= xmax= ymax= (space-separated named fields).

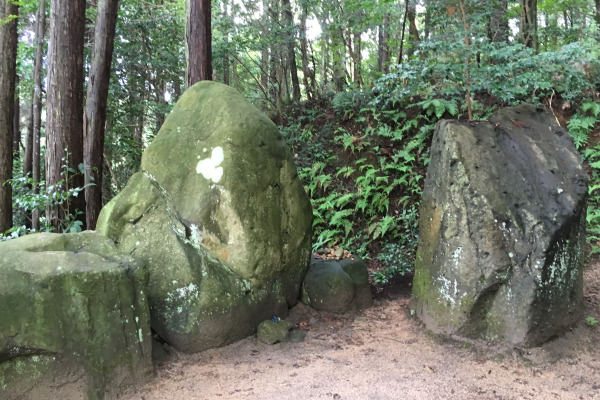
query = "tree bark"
xmin=13 ymin=74 xmax=20 ymax=161
xmin=487 ymin=0 xmax=509 ymax=43
xmin=378 ymin=13 xmax=390 ymax=73
xmin=185 ymin=0 xmax=212 ymax=87
xmin=407 ymin=1 xmax=420 ymax=57
xmin=260 ymin=0 xmax=269 ymax=93
xmin=282 ymin=0 xmax=300 ymax=101
xmin=31 ymin=0 xmax=47 ymax=231
xmin=45 ymin=0 xmax=86 ymax=231
xmin=222 ymin=0 xmax=230 ymax=85
xmin=299 ymin=5 xmax=313 ymax=100
xmin=0 ymin=0 xmax=19 ymax=234
xmin=352 ymin=32 xmax=362 ymax=87
xmin=84 ymin=0 xmax=120 ymax=230
xmin=398 ymin=0 xmax=408 ymax=64
xmin=520 ymin=0 xmax=537 ymax=49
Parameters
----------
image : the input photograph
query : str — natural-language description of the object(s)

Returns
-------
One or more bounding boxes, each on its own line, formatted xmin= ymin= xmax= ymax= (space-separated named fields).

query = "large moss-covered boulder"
xmin=97 ymin=81 xmax=312 ymax=353
xmin=0 ymin=232 xmax=152 ymax=400
xmin=412 ymin=104 xmax=587 ymax=347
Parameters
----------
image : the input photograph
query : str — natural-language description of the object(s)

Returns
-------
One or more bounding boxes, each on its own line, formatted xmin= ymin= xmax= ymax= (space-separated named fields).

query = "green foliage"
xmin=577 ymin=101 xmax=600 ymax=255
xmin=586 ymin=316 xmax=599 ymax=327
xmin=374 ymin=39 xmax=599 ymax=113
xmin=569 ymin=101 xmax=600 ymax=149
xmin=5 ymin=158 xmax=93 ymax=238
xmin=292 ymin=102 xmax=429 ymax=258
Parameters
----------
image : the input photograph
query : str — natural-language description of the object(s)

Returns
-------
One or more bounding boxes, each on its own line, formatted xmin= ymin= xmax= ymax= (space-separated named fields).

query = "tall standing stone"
xmin=412 ymin=105 xmax=587 ymax=346
xmin=97 ymin=81 xmax=312 ymax=353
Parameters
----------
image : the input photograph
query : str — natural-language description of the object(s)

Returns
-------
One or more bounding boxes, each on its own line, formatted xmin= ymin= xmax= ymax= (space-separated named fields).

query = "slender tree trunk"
xmin=45 ymin=0 xmax=86 ymax=231
xmin=13 ymin=75 xmax=20 ymax=161
xmin=23 ymin=105 xmax=33 ymax=181
xmin=520 ymin=0 xmax=537 ymax=49
xmin=332 ymin=26 xmax=347 ymax=92
xmin=282 ymin=0 xmax=300 ymax=101
xmin=222 ymin=0 xmax=230 ymax=85
xmin=185 ymin=0 xmax=212 ymax=87
xmin=299 ymin=5 xmax=314 ymax=100
xmin=353 ymin=32 xmax=362 ymax=87
xmin=269 ymin=0 xmax=281 ymax=108
xmin=84 ymin=0 xmax=120 ymax=230
xmin=31 ymin=0 xmax=47 ymax=231
xmin=0 ymin=0 xmax=19 ymax=234
xmin=423 ymin=0 xmax=431 ymax=40
xmin=487 ymin=0 xmax=509 ymax=43
xmin=260 ymin=0 xmax=269 ymax=93
xmin=407 ymin=1 xmax=420 ymax=57
xmin=458 ymin=0 xmax=473 ymax=120
xmin=378 ymin=14 xmax=390 ymax=73
xmin=399 ymin=0 xmax=408 ymax=64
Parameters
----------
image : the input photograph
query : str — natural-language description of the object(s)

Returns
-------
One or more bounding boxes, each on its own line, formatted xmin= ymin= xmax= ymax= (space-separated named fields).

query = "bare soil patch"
xmin=125 ymin=262 xmax=600 ymax=400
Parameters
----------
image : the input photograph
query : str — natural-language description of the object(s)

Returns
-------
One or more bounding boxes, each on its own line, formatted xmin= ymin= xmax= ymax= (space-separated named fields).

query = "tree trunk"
xmin=45 ymin=0 xmax=86 ymax=231
xmin=487 ymin=0 xmax=509 ymax=43
xmin=222 ymin=0 xmax=230 ymax=85
xmin=260 ymin=0 xmax=269 ymax=93
xmin=269 ymin=0 xmax=281 ymax=108
xmin=0 ymin=0 xmax=19 ymax=234
xmin=423 ymin=0 xmax=431 ymax=40
xmin=407 ymin=1 xmax=420 ymax=57
xmin=520 ymin=0 xmax=537 ymax=49
xmin=353 ymin=32 xmax=362 ymax=87
xmin=31 ymin=0 xmax=47 ymax=231
xmin=13 ymin=74 xmax=20 ymax=161
xmin=282 ymin=0 xmax=300 ymax=101
xmin=332 ymin=26 xmax=347 ymax=92
xmin=299 ymin=6 xmax=313 ymax=100
xmin=398 ymin=0 xmax=408 ymax=64
xmin=378 ymin=14 xmax=390 ymax=73
xmin=185 ymin=0 xmax=212 ymax=87
xmin=84 ymin=0 xmax=120 ymax=230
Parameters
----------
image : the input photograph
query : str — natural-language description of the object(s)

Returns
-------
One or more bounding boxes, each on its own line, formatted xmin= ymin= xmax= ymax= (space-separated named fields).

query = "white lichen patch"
xmin=190 ymin=223 xmax=203 ymax=245
xmin=165 ymin=283 xmax=200 ymax=314
xmin=436 ymin=275 xmax=463 ymax=306
xmin=451 ymin=246 xmax=463 ymax=267
xmin=196 ymin=146 xmax=224 ymax=183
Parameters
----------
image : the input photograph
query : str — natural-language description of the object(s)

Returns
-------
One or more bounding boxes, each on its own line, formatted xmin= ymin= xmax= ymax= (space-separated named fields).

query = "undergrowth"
xmin=280 ymin=39 xmax=600 ymax=281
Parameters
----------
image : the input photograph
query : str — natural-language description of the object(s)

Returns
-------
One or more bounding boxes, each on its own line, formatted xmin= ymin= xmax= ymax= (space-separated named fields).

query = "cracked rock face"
xmin=411 ymin=104 xmax=587 ymax=347
xmin=97 ymin=81 xmax=312 ymax=353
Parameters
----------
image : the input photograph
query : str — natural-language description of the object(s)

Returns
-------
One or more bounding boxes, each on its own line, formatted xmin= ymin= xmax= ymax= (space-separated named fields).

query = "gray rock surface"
xmin=412 ymin=104 xmax=587 ymax=346
xmin=0 ymin=232 xmax=152 ymax=400
xmin=96 ymin=81 xmax=313 ymax=353
xmin=302 ymin=255 xmax=373 ymax=313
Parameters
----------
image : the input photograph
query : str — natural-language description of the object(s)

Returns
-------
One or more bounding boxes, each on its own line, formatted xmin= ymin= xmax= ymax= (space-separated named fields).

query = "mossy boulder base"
xmin=412 ymin=105 xmax=587 ymax=346
xmin=0 ymin=232 xmax=152 ymax=400
xmin=97 ymin=81 xmax=313 ymax=353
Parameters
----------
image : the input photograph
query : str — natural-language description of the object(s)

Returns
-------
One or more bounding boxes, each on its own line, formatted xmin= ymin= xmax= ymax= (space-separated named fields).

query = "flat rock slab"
xmin=0 ymin=232 xmax=152 ymax=400
xmin=412 ymin=104 xmax=587 ymax=347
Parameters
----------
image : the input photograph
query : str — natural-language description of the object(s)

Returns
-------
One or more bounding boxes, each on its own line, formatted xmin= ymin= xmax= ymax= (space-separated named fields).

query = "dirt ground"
xmin=124 ymin=262 xmax=600 ymax=400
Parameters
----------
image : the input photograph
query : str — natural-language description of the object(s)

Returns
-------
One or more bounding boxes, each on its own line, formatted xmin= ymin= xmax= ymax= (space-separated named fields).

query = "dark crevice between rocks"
xmin=0 ymin=343 xmax=57 ymax=363
xmin=459 ymin=282 xmax=504 ymax=338
xmin=151 ymin=329 xmax=173 ymax=363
